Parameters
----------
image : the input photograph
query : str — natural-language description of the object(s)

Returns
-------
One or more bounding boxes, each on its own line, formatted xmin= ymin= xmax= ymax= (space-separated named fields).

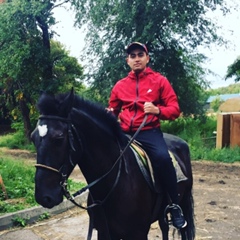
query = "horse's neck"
xmin=78 ymin=131 xmax=121 ymax=181
xmin=72 ymin=111 xmax=123 ymax=181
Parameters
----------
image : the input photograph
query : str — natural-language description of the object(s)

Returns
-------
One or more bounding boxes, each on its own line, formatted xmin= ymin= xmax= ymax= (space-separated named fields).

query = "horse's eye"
xmin=52 ymin=133 xmax=64 ymax=145
xmin=56 ymin=133 xmax=64 ymax=139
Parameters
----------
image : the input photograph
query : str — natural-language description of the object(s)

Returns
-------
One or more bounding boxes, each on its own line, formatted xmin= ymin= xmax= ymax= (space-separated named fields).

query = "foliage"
xmin=0 ymin=131 xmax=34 ymax=151
xmin=38 ymin=212 xmax=51 ymax=221
xmin=210 ymin=96 xmax=224 ymax=112
xmin=0 ymin=148 xmax=86 ymax=215
xmin=162 ymin=116 xmax=240 ymax=162
xmin=207 ymin=82 xmax=240 ymax=95
xmin=161 ymin=116 xmax=216 ymax=137
xmin=0 ymin=156 xmax=36 ymax=213
xmin=0 ymin=0 xmax=84 ymax=139
xmin=226 ymin=56 xmax=240 ymax=82
xmin=71 ymin=0 xmax=231 ymax=115
xmin=12 ymin=216 xmax=29 ymax=227
xmin=191 ymin=143 xmax=240 ymax=162
xmin=0 ymin=0 xmax=54 ymax=90
xmin=50 ymin=40 xmax=84 ymax=92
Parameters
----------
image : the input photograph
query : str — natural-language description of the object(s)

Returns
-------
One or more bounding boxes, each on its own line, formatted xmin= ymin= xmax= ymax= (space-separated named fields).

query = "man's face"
xmin=126 ymin=48 xmax=149 ymax=74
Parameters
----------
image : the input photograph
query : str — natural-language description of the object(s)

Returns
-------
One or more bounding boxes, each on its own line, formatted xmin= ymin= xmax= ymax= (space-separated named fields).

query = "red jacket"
xmin=108 ymin=67 xmax=180 ymax=132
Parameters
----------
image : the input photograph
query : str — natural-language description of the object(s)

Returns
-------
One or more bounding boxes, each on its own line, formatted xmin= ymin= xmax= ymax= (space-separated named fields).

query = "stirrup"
xmin=164 ymin=204 xmax=172 ymax=224
xmin=164 ymin=204 xmax=183 ymax=224
xmin=164 ymin=204 xmax=187 ymax=229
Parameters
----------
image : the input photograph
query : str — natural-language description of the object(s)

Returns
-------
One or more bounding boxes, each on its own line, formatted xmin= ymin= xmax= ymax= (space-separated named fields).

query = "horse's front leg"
xmin=87 ymin=195 xmax=111 ymax=240
xmin=91 ymin=206 xmax=111 ymax=240
xmin=159 ymin=200 xmax=169 ymax=240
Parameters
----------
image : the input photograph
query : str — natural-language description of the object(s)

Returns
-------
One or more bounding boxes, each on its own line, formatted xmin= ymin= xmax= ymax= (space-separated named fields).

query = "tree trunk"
xmin=19 ymin=98 xmax=32 ymax=140
xmin=36 ymin=16 xmax=53 ymax=92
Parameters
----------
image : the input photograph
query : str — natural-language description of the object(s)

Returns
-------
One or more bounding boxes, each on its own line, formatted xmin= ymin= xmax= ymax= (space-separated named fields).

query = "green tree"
xmin=0 ymin=0 xmax=83 ymax=138
xmin=50 ymin=40 xmax=84 ymax=93
xmin=207 ymin=82 xmax=240 ymax=95
xmin=226 ymin=57 xmax=240 ymax=82
xmin=210 ymin=96 xmax=223 ymax=112
xmin=71 ymin=0 xmax=230 ymax=115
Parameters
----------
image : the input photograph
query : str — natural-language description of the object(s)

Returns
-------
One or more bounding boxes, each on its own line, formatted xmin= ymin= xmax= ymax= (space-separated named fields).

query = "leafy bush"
xmin=0 ymin=154 xmax=85 ymax=215
xmin=38 ymin=212 xmax=51 ymax=221
xmin=192 ymin=146 xmax=240 ymax=163
xmin=161 ymin=116 xmax=240 ymax=162
xmin=12 ymin=216 xmax=29 ymax=227
xmin=0 ymin=156 xmax=36 ymax=214
xmin=0 ymin=132 xmax=34 ymax=151
xmin=161 ymin=116 xmax=216 ymax=138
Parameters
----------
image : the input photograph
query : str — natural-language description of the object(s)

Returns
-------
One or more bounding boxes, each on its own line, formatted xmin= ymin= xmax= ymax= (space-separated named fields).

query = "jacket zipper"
xmin=129 ymin=74 xmax=139 ymax=132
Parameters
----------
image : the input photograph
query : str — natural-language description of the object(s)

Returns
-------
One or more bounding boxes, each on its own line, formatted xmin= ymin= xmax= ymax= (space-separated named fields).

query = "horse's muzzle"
xmin=35 ymin=189 xmax=64 ymax=208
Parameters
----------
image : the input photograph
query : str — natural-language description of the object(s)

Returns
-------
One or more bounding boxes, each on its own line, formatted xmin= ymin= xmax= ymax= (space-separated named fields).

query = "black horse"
xmin=31 ymin=90 xmax=195 ymax=240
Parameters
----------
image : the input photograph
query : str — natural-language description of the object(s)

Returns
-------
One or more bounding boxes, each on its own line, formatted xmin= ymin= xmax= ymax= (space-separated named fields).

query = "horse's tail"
xmin=181 ymin=188 xmax=195 ymax=240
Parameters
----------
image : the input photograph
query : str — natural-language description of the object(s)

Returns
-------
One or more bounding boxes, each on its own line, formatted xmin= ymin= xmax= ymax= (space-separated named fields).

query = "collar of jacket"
xmin=128 ymin=67 xmax=152 ymax=79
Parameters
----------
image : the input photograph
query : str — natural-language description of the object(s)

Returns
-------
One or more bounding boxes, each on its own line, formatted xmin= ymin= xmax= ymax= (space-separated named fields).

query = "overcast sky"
xmin=53 ymin=3 xmax=240 ymax=90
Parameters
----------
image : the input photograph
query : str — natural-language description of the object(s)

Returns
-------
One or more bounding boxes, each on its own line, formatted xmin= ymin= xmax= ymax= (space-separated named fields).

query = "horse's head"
xmin=31 ymin=90 xmax=77 ymax=208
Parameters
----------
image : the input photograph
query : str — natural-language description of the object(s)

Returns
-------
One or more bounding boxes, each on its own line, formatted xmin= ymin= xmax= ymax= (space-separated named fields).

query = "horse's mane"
xmin=37 ymin=92 xmax=128 ymax=146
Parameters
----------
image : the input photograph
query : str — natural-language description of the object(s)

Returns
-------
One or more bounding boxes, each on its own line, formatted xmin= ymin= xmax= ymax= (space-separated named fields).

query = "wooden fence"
xmin=216 ymin=113 xmax=240 ymax=148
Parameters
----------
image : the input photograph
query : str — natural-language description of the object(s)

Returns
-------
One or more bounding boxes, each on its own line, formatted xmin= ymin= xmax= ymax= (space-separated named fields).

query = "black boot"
xmin=165 ymin=204 xmax=187 ymax=229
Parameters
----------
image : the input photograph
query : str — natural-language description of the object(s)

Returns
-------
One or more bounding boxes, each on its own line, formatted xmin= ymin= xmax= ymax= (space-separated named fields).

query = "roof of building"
xmin=207 ymin=93 xmax=240 ymax=103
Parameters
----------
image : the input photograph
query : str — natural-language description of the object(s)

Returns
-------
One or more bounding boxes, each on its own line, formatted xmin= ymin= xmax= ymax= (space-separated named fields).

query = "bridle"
xmin=35 ymin=114 xmax=126 ymax=210
xmin=35 ymin=113 xmax=148 ymax=240
xmin=35 ymin=115 xmax=84 ymax=204
xmin=35 ymin=114 xmax=148 ymax=210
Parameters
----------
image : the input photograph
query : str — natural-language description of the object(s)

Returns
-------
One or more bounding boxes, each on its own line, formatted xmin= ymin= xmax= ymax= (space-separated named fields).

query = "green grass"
xmin=0 ymin=151 xmax=85 ymax=215
xmin=191 ymin=146 xmax=240 ymax=163
xmin=0 ymin=132 xmax=35 ymax=151
xmin=161 ymin=116 xmax=240 ymax=163
xmin=0 ymin=155 xmax=36 ymax=214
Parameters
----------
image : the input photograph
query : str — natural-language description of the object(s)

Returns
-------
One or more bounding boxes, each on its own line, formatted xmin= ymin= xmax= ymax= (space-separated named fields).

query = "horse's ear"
xmin=59 ymin=88 xmax=75 ymax=117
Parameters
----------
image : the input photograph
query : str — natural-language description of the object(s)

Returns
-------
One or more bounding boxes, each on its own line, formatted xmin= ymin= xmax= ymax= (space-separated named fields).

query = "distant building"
xmin=206 ymin=93 xmax=240 ymax=110
xmin=219 ymin=98 xmax=240 ymax=112
xmin=207 ymin=93 xmax=240 ymax=104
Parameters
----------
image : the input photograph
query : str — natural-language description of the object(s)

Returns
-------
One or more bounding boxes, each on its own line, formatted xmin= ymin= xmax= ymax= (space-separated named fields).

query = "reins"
xmin=35 ymin=114 xmax=148 ymax=210
xmin=64 ymin=114 xmax=149 ymax=209
xmin=35 ymin=113 xmax=149 ymax=240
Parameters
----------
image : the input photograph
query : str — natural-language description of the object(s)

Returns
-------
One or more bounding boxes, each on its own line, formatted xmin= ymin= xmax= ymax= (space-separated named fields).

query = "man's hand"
xmin=106 ymin=107 xmax=114 ymax=112
xmin=144 ymin=102 xmax=160 ymax=115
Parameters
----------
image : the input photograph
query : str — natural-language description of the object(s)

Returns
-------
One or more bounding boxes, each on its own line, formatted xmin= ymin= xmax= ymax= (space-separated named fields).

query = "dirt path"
xmin=189 ymin=161 xmax=240 ymax=239
xmin=69 ymin=161 xmax=240 ymax=239
xmin=1 ymin=148 xmax=240 ymax=239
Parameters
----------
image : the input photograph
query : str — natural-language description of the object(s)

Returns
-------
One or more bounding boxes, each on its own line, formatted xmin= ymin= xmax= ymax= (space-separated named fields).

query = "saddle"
xmin=130 ymin=140 xmax=188 ymax=191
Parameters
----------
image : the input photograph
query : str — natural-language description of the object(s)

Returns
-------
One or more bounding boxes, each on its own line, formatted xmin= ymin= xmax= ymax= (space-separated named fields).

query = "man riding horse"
xmin=107 ymin=42 xmax=187 ymax=229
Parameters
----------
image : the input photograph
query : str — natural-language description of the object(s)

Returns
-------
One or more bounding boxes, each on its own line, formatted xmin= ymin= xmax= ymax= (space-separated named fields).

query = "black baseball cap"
xmin=126 ymin=42 xmax=148 ymax=54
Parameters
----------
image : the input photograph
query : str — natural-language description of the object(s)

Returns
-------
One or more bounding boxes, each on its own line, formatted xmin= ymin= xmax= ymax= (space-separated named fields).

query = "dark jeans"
xmin=128 ymin=128 xmax=179 ymax=204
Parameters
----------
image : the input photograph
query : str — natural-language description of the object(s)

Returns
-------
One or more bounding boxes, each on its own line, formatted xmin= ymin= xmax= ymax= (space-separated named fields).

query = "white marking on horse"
xmin=38 ymin=125 xmax=48 ymax=137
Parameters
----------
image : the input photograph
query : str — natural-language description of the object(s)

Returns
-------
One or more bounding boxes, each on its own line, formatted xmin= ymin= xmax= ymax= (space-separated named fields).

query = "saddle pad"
xmin=131 ymin=142 xmax=187 ymax=183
